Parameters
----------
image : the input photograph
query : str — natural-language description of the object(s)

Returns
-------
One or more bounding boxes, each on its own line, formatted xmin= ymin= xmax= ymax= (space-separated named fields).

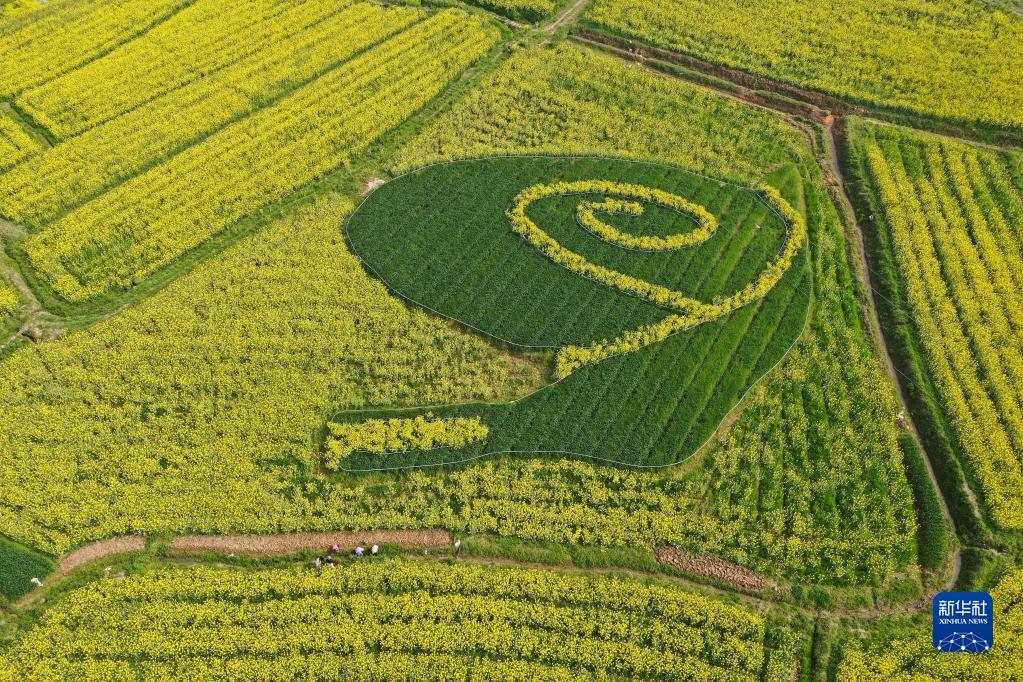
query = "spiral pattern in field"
xmin=507 ymin=180 xmax=806 ymax=377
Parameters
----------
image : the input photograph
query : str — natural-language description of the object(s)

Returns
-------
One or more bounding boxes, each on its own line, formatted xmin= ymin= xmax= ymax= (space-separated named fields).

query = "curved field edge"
xmin=337 ymin=155 xmax=812 ymax=471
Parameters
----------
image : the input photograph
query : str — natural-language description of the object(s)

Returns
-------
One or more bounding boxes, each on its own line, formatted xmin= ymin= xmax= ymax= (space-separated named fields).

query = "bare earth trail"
xmin=165 ymin=530 xmax=451 ymax=555
xmin=543 ymin=0 xmax=592 ymax=33
xmin=13 ymin=530 xmax=451 ymax=608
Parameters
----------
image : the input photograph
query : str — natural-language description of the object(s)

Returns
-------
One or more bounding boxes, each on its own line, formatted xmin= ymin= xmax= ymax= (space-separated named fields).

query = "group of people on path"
xmin=315 ymin=542 xmax=378 ymax=569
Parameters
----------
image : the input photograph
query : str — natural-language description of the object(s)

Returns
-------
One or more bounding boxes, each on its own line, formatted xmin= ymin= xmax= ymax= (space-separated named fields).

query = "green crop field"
xmin=0 ymin=0 xmax=1016 ymax=677
xmin=341 ymin=156 xmax=810 ymax=469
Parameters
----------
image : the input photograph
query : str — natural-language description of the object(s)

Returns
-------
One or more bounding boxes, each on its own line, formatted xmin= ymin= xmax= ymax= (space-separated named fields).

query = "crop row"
xmin=17 ymin=0 xmax=350 ymax=139
xmin=0 ymin=561 xmax=801 ymax=680
xmin=464 ymin=0 xmax=557 ymax=23
xmin=0 ymin=0 xmax=189 ymax=97
xmin=584 ymin=0 xmax=1023 ymax=130
xmin=23 ymin=9 xmax=502 ymax=302
xmin=0 ymin=1 xmax=420 ymax=226
xmin=854 ymin=124 xmax=1023 ymax=528
xmin=0 ymin=112 xmax=39 ymax=169
xmin=389 ymin=43 xmax=808 ymax=183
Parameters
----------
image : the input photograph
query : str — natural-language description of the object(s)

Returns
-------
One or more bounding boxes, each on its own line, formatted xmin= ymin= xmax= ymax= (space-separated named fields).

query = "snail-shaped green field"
xmin=339 ymin=156 xmax=811 ymax=470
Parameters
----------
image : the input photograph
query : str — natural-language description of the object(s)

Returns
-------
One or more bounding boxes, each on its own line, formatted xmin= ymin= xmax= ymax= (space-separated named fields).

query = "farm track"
xmin=12 ymin=529 xmax=962 ymax=622
xmin=543 ymin=0 xmax=593 ymax=33
xmin=13 ymin=530 xmax=452 ymax=607
xmin=569 ymin=28 xmax=988 ymax=591
xmin=165 ymin=530 xmax=452 ymax=555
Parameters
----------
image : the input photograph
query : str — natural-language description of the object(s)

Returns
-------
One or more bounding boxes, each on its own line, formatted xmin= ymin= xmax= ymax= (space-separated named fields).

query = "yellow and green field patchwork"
xmin=0 ymin=38 xmax=916 ymax=587
xmin=341 ymin=155 xmax=810 ymax=469
xmin=0 ymin=195 xmax=544 ymax=554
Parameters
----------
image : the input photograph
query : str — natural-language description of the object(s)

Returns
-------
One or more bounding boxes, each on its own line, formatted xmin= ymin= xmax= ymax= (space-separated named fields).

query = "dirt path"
xmin=825 ymin=121 xmax=966 ymax=589
xmin=56 ymin=536 xmax=147 ymax=577
xmin=14 ymin=529 xmax=452 ymax=607
xmin=543 ymin=0 xmax=592 ymax=33
xmin=168 ymin=529 xmax=451 ymax=555
xmin=825 ymin=121 xmax=959 ymax=527
xmin=10 ymin=525 xmax=958 ymax=621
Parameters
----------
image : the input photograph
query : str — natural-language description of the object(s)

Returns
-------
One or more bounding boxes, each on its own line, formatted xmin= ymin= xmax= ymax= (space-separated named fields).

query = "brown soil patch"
xmin=655 ymin=546 xmax=765 ymax=592
xmin=168 ymin=530 xmax=451 ymax=556
xmin=56 ymin=535 xmax=146 ymax=577
xmin=361 ymin=177 xmax=386 ymax=196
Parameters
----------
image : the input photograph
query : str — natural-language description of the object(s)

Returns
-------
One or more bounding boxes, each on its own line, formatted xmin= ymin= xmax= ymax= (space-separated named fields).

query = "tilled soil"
xmin=655 ymin=546 xmax=765 ymax=592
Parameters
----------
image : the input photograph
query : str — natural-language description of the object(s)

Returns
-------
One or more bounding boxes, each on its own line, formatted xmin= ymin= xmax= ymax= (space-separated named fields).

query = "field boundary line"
xmin=13 ymin=527 xmax=946 ymax=621
xmin=570 ymin=28 xmax=1023 ymax=150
